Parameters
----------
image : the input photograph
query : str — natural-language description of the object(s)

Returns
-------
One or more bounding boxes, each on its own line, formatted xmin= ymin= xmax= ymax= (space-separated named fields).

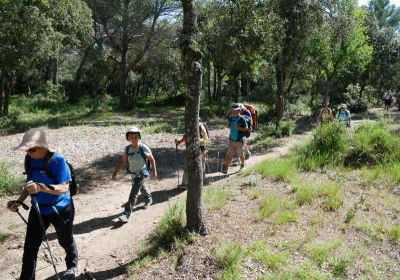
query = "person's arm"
xmin=26 ymin=181 xmax=69 ymax=195
xmin=200 ymin=125 xmax=208 ymax=144
xmin=147 ymin=154 xmax=157 ymax=178
xmin=7 ymin=188 xmax=30 ymax=212
xmin=175 ymin=135 xmax=186 ymax=146
xmin=112 ymin=154 xmax=128 ymax=180
xmin=234 ymin=118 xmax=249 ymax=131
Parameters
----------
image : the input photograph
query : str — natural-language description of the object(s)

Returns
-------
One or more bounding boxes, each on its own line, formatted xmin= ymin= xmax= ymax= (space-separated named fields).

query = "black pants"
xmin=20 ymin=202 xmax=78 ymax=280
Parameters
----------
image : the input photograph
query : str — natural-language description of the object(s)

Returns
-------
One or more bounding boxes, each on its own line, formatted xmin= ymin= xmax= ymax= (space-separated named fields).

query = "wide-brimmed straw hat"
xmin=340 ymin=103 xmax=347 ymax=109
xmin=15 ymin=128 xmax=54 ymax=151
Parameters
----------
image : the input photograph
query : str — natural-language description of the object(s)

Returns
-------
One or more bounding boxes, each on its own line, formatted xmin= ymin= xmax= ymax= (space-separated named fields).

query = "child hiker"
xmin=111 ymin=127 xmax=157 ymax=223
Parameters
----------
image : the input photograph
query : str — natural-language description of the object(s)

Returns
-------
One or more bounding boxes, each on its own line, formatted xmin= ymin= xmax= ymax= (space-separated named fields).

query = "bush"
xmin=277 ymin=120 xmax=295 ymax=137
xmin=344 ymin=121 xmax=400 ymax=167
xmin=297 ymin=122 xmax=348 ymax=170
xmin=349 ymin=99 xmax=368 ymax=113
xmin=0 ymin=161 xmax=24 ymax=195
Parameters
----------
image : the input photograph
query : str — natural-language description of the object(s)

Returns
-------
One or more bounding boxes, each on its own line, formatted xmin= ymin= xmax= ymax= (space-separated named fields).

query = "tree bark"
xmin=207 ymin=60 xmax=211 ymax=104
xmin=0 ymin=71 xmax=5 ymax=116
xmin=180 ymin=0 xmax=208 ymax=236
xmin=71 ymin=50 xmax=89 ymax=103
xmin=275 ymin=63 xmax=285 ymax=128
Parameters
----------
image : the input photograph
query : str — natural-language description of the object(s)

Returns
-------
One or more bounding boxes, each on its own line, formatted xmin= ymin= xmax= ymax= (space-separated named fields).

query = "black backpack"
xmin=242 ymin=115 xmax=252 ymax=138
xmin=24 ymin=152 xmax=79 ymax=196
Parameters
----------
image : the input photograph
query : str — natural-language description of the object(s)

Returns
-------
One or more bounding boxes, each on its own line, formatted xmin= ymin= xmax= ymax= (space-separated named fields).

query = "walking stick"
xmin=27 ymin=181 xmax=60 ymax=280
xmin=175 ymin=142 xmax=180 ymax=187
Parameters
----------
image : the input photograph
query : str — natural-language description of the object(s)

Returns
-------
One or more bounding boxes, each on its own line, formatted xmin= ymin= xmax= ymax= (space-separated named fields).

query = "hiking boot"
xmin=240 ymin=164 xmax=245 ymax=170
xmin=118 ymin=214 xmax=129 ymax=223
xmin=221 ymin=164 xmax=228 ymax=174
xmin=245 ymin=151 xmax=251 ymax=160
xmin=231 ymin=158 xmax=239 ymax=166
xmin=63 ymin=266 xmax=78 ymax=279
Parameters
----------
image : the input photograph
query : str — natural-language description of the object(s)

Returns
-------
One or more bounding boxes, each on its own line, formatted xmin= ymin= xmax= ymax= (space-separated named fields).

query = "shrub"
xmin=344 ymin=121 xmax=400 ymax=167
xmin=297 ymin=122 xmax=347 ymax=170
xmin=0 ymin=161 xmax=24 ymax=195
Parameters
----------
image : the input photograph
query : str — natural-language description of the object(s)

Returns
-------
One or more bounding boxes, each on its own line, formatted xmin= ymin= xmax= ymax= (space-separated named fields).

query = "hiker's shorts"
xmin=227 ymin=139 xmax=244 ymax=158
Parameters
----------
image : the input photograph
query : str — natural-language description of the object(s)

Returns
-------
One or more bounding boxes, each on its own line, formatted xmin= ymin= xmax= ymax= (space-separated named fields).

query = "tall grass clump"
xmin=203 ymin=186 xmax=232 ymax=211
xmin=344 ymin=121 xmax=400 ymax=167
xmin=297 ymin=122 xmax=348 ymax=170
xmin=259 ymin=194 xmax=298 ymax=225
xmin=211 ymin=240 xmax=247 ymax=280
xmin=0 ymin=161 xmax=24 ymax=195
xmin=248 ymin=155 xmax=297 ymax=182
xmin=139 ymin=203 xmax=186 ymax=258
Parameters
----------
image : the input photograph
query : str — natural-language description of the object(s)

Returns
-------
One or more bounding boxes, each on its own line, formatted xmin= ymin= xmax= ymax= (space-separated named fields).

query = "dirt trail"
xmin=4 ymin=110 xmax=379 ymax=280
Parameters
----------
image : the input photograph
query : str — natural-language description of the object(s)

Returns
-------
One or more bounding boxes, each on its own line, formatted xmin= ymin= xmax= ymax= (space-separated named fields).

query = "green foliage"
xmin=249 ymin=241 xmax=288 ymax=270
xmin=248 ymin=155 xmax=298 ymax=182
xmin=330 ymin=255 xmax=352 ymax=278
xmin=291 ymin=179 xmax=317 ymax=206
xmin=203 ymin=186 xmax=231 ymax=211
xmin=320 ymin=182 xmax=344 ymax=212
xmin=307 ymin=239 xmax=342 ymax=266
xmin=0 ymin=231 xmax=11 ymax=243
xmin=344 ymin=121 xmax=400 ymax=167
xmin=389 ymin=224 xmax=400 ymax=244
xmin=297 ymin=122 xmax=347 ymax=170
xmin=0 ymin=162 xmax=24 ymax=195
xmin=211 ymin=240 xmax=246 ymax=280
xmin=275 ymin=120 xmax=295 ymax=137
xmin=259 ymin=194 xmax=298 ymax=225
xmin=139 ymin=203 xmax=186 ymax=258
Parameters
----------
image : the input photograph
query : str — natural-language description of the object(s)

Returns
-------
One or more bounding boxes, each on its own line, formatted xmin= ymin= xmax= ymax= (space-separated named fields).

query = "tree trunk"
xmin=207 ymin=60 xmax=211 ymax=104
xmin=3 ymin=75 xmax=11 ymax=116
xmin=118 ymin=49 xmax=130 ymax=110
xmin=275 ymin=64 xmax=285 ymax=128
xmin=71 ymin=50 xmax=89 ymax=103
xmin=52 ymin=58 xmax=58 ymax=85
xmin=216 ymin=70 xmax=223 ymax=103
xmin=0 ymin=71 xmax=5 ymax=116
xmin=180 ymin=0 xmax=208 ymax=236
xmin=233 ymin=73 xmax=240 ymax=103
xmin=213 ymin=65 xmax=217 ymax=101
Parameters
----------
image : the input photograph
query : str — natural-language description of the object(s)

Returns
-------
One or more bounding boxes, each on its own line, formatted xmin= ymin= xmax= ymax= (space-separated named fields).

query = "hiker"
xmin=318 ymin=102 xmax=334 ymax=123
xmin=111 ymin=127 xmax=157 ymax=223
xmin=175 ymin=118 xmax=209 ymax=189
xmin=222 ymin=103 xmax=250 ymax=174
xmin=239 ymin=103 xmax=252 ymax=159
xmin=383 ymin=90 xmax=393 ymax=110
xmin=336 ymin=104 xmax=351 ymax=127
xmin=7 ymin=128 xmax=79 ymax=280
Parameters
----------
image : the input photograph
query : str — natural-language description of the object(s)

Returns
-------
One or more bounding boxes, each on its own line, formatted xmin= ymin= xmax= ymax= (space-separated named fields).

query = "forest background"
xmin=1 ymin=0 xmax=400 ymax=133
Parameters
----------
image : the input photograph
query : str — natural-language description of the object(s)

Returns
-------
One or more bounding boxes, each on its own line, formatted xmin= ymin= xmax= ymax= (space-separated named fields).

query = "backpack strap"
xmin=24 ymin=151 xmax=57 ymax=181
xmin=138 ymin=143 xmax=148 ymax=162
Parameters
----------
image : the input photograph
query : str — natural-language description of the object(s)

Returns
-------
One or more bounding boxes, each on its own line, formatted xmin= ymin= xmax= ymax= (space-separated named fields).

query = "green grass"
xmin=0 ymin=232 xmax=11 ymax=243
xmin=319 ymin=182 xmax=344 ymax=212
xmin=128 ymin=203 xmax=187 ymax=274
xmin=203 ymin=186 xmax=232 ymax=211
xmin=247 ymin=155 xmax=298 ymax=182
xmin=211 ymin=240 xmax=247 ymax=280
xmin=307 ymin=239 xmax=342 ymax=266
xmin=0 ymin=161 xmax=24 ymax=195
xmin=258 ymin=194 xmax=298 ymax=225
xmin=389 ymin=224 xmax=400 ymax=244
xmin=291 ymin=179 xmax=317 ymax=206
xmin=249 ymin=241 xmax=289 ymax=270
xmin=330 ymin=254 xmax=352 ymax=278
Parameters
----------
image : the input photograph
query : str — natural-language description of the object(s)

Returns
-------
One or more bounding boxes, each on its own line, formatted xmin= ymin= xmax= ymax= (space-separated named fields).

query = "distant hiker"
xmin=336 ymin=104 xmax=351 ymax=127
xmin=175 ymin=118 xmax=209 ymax=189
xmin=221 ymin=103 xmax=250 ymax=174
xmin=318 ymin=102 xmax=334 ymax=123
xmin=111 ymin=127 xmax=157 ymax=223
xmin=383 ymin=90 xmax=393 ymax=110
xmin=7 ymin=128 xmax=79 ymax=279
xmin=239 ymin=103 xmax=252 ymax=159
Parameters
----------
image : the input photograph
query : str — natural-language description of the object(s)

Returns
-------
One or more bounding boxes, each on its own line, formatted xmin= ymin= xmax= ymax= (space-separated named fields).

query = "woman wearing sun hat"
xmin=7 ymin=128 xmax=78 ymax=279
xmin=336 ymin=104 xmax=351 ymax=127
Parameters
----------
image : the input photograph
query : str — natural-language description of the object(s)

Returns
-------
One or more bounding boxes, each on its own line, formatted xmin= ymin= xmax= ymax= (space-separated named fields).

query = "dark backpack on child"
xmin=242 ymin=115 xmax=252 ymax=138
xmin=24 ymin=152 xmax=79 ymax=196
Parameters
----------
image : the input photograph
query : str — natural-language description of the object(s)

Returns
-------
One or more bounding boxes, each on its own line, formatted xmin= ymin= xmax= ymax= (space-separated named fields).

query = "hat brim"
xmin=14 ymin=142 xmax=54 ymax=152
xmin=231 ymin=107 xmax=241 ymax=110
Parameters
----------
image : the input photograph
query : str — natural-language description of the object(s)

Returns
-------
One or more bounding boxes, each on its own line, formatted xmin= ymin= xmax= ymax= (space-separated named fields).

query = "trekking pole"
xmin=28 ymin=182 xmax=60 ymax=280
xmin=175 ymin=142 xmax=180 ymax=187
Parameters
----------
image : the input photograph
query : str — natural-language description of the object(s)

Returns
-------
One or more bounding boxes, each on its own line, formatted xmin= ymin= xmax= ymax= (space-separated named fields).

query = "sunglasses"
xmin=27 ymin=148 xmax=39 ymax=153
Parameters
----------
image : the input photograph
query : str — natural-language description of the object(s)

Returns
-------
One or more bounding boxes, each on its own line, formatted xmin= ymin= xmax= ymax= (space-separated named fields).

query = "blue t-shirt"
xmin=228 ymin=116 xmax=247 ymax=141
xmin=27 ymin=153 xmax=72 ymax=215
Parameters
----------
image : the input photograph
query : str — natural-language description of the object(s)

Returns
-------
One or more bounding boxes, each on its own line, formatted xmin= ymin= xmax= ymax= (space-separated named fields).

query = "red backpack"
xmin=244 ymin=104 xmax=258 ymax=128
